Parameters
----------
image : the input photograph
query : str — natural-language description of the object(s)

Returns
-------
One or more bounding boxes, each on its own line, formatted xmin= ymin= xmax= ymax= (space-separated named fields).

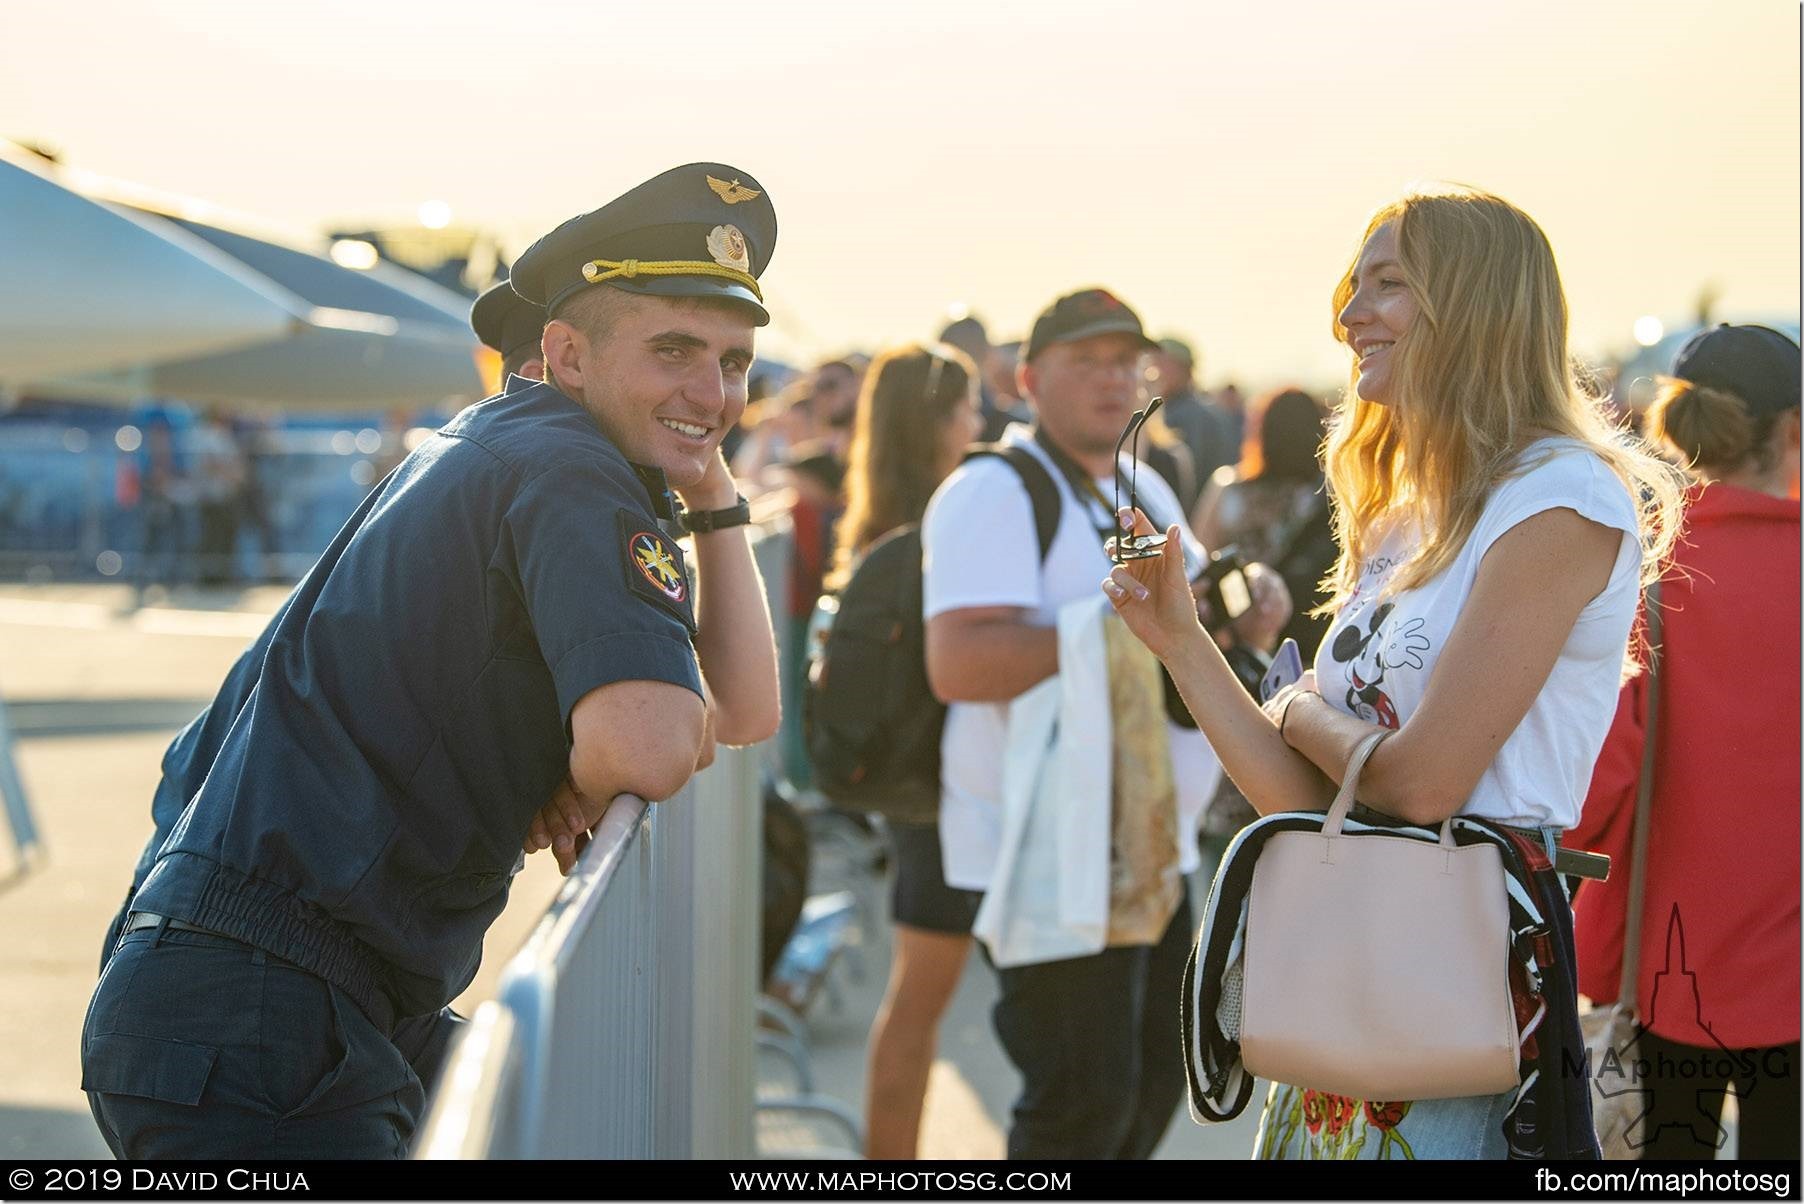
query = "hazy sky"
xmin=5 ymin=0 xmax=1798 ymax=387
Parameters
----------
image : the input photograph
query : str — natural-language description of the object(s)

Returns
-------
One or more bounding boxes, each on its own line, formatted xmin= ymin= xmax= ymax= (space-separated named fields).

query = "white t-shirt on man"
xmin=1312 ymin=438 xmax=1643 ymax=830
xmin=922 ymin=425 xmax=1223 ymax=891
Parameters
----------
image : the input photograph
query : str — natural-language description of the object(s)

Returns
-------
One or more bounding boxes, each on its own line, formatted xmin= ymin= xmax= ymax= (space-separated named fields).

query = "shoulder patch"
xmin=617 ymin=511 xmax=696 ymax=635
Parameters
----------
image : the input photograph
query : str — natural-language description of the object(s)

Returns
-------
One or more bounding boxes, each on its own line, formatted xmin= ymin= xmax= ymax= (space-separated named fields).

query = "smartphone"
xmin=1259 ymin=637 xmax=1304 ymax=703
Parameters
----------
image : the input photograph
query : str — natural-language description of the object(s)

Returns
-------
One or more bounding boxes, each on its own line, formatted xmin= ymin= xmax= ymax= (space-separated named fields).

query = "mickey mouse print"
xmin=1311 ymin=527 xmax=1447 ymax=734
xmin=1327 ymin=602 xmax=1432 ymax=729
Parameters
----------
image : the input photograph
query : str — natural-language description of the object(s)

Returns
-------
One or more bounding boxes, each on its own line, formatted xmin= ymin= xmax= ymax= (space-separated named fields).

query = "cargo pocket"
xmin=81 ymin=1032 xmax=218 ymax=1105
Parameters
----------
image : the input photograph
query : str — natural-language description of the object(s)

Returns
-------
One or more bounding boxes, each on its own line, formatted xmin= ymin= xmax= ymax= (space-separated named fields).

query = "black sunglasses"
xmin=1106 ymin=396 xmax=1170 ymax=564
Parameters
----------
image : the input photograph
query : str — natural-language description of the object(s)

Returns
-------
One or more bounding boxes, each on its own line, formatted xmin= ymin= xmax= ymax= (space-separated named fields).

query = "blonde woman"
xmin=827 ymin=344 xmax=983 ymax=1160
xmin=1103 ymin=187 xmax=1686 ymax=1158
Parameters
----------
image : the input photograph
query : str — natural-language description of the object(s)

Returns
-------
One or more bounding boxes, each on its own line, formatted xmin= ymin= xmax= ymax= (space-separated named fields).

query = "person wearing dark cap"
xmin=1568 ymin=324 xmax=1800 ymax=1160
xmin=82 ymin=163 xmax=783 ymax=1158
xmin=470 ymin=278 xmax=548 ymax=381
xmin=922 ymin=287 xmax=1288 ymax=1159
xmin=1145 ymin=336 xmax=1234 ymax=508
xmin=940 ymin=313 xmax=1030 ymax=442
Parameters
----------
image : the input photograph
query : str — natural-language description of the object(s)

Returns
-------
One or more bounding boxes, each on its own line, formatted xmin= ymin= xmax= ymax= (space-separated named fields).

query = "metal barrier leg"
xmin=756 ymin=1032 xmax=815 ymax=1095
xmin=0 ymin=696 xmax=41 ymax=870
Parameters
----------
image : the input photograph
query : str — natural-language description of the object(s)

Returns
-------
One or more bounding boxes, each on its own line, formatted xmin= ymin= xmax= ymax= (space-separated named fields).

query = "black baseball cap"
xmin=1024 ymin=288 xmax=1157 ymax=362
xmin=1671 ymin=324 xmax=1801 ymax=416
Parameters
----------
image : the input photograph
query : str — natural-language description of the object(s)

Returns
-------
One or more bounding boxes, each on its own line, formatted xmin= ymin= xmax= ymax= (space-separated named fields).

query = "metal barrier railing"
xmin=415 ymin=516 xmax=789 ymax=1159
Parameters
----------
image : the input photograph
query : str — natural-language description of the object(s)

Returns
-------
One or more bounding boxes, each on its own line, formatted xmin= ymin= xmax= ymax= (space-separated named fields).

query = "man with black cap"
xmin=82 ymin=163 xmax=783 ymax=1158
xmin=470 ymin=278 xmax=548 ymax=382
xmin=1146 ymin=336 xmax=1233 ymax=508
xmin=922 ymin=287 xmax=1286 ymax=1159
xmin=940 ymin=313 xmax=1031 ymax=442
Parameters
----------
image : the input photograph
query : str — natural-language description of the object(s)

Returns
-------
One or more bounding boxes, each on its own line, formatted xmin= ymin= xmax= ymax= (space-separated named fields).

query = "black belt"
xmin=123 ymin=911 xmax=233 ymax=939
xmin=1345 ymin=805 xmax=1610 ymax=881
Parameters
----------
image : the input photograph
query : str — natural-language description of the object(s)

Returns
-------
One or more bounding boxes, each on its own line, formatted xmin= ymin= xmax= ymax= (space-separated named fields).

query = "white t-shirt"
xmin=922 ymin=425 xmax=1223 ymax=891
xmin=1312 ymin=438 xmax=1642 ymax=830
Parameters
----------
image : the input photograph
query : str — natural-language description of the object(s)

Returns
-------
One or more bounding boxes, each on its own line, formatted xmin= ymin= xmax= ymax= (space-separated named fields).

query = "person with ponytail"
xmin=1102 ymin=186 xmax=1688 ymax=1158
xmin=828 ymin=343 xmax=984 ymax=1159
xmin=1568 ymin=324 xmax=1801 ymax=1160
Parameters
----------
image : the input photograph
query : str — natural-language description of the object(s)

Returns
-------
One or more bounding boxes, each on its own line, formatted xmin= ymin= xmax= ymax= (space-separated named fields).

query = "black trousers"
xmin=989 ymin=897 xmax=1192 ymax=1160
xmin=1636 ymin=1030 xmax=1799 ymax=1160
xmin=83 ymin=925 xmax=423 ymax=1159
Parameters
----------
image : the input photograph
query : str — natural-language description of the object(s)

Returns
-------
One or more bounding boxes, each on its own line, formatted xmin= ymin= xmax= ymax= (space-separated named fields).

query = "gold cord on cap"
xmin=578 ymin=258 xmax=763 ymax=300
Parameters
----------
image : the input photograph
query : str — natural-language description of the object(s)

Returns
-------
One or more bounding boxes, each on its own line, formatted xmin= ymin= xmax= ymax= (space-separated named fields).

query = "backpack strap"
xmin=962 ymin=444 xmax=1062 ymax=563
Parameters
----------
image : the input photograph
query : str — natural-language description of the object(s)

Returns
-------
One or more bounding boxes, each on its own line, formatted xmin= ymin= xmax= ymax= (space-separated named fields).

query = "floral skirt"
xmin=1254 ymin=1081 xmax=1515 ymax=1159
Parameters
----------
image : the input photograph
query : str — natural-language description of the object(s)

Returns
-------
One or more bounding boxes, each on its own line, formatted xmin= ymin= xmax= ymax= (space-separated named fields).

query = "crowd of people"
xmin=777 ymin=195 xmax=1796 ymax=1162
xmin=81 ymin=160 xmax=1798 ymax=1165
xmin=120 ymin=411 xmax=270 ymax=589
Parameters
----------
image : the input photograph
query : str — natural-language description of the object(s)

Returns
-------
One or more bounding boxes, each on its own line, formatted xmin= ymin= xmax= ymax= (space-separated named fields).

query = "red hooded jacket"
xmin=1569 ymin=482 xmax=1800 ymax=1048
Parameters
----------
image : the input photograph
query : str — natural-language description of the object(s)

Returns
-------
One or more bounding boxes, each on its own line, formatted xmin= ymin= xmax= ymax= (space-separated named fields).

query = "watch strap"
xmin=680 ymin=495 xmax=752 ymax=534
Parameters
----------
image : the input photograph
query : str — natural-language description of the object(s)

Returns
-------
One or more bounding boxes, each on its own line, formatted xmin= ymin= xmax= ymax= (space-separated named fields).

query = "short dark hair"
xmin=555 ymin=284 xmax=636 ymax=343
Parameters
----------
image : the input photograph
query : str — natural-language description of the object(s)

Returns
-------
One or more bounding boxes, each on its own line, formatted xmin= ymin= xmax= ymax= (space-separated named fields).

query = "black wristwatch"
xmin=679 ymin=494 xmax=752 ymax=534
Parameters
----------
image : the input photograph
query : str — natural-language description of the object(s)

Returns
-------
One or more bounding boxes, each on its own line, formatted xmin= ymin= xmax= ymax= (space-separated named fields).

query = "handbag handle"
xmin=1322 ymin=727 xmax=1454 ymax=848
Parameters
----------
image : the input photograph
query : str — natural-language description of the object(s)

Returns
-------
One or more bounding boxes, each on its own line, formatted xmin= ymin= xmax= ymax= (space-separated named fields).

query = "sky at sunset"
xmin=4 ymin=0 xmax=1798 ymax=388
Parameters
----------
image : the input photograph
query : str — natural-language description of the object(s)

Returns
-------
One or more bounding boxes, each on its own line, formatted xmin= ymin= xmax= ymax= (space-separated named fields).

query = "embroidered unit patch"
xmin=617 ymin=512 xmax=695 ymax=633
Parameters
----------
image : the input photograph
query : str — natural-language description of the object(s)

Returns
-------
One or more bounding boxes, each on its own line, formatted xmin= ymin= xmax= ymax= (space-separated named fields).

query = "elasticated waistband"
xmin=133 ymin=853 xmax=397 ymax=1033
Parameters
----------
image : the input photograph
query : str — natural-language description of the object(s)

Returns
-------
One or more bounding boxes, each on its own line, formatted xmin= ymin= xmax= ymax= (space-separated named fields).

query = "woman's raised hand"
xmin=1102 ymin=507 xmax=1205 ymax=662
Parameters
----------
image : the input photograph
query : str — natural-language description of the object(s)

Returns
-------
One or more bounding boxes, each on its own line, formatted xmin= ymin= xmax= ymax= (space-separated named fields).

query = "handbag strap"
xmin=1319 ymin=728 xmax=1448 ymax=843
xmin=1618 ymin=578 xmax=1663 ymax=1011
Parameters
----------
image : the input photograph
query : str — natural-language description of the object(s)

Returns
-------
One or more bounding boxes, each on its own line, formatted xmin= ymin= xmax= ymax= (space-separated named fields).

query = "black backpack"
xmin=758 ymin=779 xmax=811 ymax=985
xmin=803 ymin=446 xmax=1060 ymax=823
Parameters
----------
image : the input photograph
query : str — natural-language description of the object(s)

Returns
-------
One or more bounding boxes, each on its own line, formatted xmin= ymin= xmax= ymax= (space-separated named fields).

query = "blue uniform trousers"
xmin=82 ymin=926 xmax=424 ymax=1159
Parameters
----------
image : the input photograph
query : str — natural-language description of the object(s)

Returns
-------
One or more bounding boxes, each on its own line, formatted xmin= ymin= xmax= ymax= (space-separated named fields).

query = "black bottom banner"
xmin=1 ymin=1159 xmax=1798 ymax=1202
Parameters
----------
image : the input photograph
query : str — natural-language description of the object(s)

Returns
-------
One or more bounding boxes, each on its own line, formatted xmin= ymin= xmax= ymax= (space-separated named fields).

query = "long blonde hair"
xmin=828 ymin=342 xmax=976 ymax=591
xmin=1318 ymin=188 xmax=1686 ymax=643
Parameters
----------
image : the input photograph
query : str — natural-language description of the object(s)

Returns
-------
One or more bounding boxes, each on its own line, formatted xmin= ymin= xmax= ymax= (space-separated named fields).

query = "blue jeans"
xmin=990 ymin=898 xmax=1192 ymax=1159
xmin=82 ymin=925 xmax=423 ymax=1159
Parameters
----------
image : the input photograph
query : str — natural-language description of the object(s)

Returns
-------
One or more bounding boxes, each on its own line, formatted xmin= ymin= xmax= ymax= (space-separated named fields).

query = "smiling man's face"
xmin=547 ymin=289 xmax=756 ymax=485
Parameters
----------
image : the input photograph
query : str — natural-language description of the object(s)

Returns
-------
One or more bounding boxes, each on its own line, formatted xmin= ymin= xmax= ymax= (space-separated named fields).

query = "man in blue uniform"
xmin=93 ymin=274 xmax=556 ymax=1106
xmin=82 ymin=162 xmax=783 ymax=1158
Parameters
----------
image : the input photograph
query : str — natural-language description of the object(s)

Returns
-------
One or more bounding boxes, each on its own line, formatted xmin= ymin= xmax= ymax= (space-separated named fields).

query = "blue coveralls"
xmin=99 ymin=616 xmax=469 ymax=1102
xmin=82 ymin=376 xmax=703 ymax=1158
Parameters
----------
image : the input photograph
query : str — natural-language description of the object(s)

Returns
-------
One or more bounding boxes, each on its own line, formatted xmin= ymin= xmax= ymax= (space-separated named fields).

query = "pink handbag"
xmin=1238 ymin=730 xmax=1521 ymax=1101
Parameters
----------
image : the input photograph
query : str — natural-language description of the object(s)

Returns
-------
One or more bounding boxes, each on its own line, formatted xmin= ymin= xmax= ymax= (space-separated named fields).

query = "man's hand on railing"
xmin=523 ymin=775 xmax=602 ymax=876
